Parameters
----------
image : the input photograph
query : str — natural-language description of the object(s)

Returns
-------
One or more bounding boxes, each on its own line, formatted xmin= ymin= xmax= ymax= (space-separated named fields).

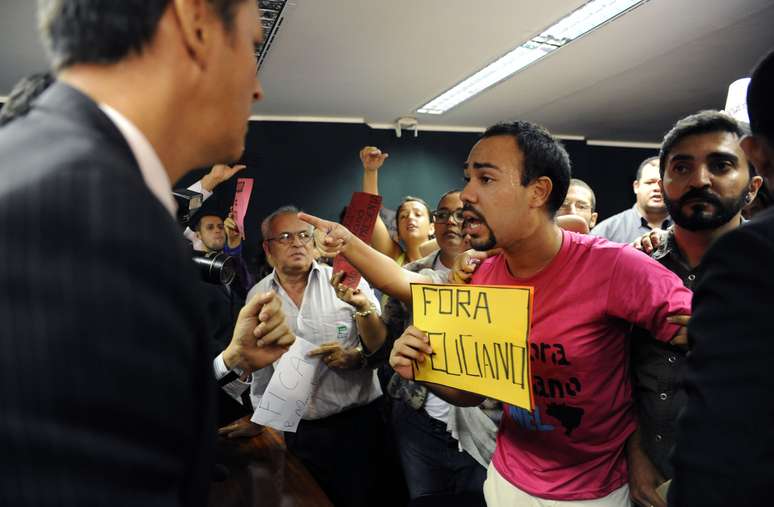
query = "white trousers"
xmin=483 ymin=462 xmax=630 ymax=507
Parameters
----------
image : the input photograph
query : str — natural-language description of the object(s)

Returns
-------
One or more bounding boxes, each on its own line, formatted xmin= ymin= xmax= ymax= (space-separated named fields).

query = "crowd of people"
xmin=0 ymin=1 xmax=772 ymax=507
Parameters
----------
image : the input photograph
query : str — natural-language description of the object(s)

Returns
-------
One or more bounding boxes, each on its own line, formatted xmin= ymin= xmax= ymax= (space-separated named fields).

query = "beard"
xmin=665 ymin=186 xmax=748 ymax=231
xmin=462 ymin=203 xmax=498 ymax=251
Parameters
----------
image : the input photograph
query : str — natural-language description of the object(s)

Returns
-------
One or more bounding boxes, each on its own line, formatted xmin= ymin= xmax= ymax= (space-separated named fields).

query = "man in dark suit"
xmin=0 ymin=1 xmax=293 ymax=506
xmin=670 ymin=49 xmax=774 ymax=506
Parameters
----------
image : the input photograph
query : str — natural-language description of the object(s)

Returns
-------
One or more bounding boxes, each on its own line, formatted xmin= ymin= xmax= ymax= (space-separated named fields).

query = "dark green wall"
xmin=176 ymin=121 xmax=657 ymax=264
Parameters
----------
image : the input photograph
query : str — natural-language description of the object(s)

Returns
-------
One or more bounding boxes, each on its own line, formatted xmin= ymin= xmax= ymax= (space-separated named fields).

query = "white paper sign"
xmin=251 ymin=336 xmax=320 ymax=432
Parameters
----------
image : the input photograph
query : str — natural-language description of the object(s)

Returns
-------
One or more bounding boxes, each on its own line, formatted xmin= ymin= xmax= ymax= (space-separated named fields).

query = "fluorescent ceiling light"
xmin=417 ymin=0 xmax=646 ymax=115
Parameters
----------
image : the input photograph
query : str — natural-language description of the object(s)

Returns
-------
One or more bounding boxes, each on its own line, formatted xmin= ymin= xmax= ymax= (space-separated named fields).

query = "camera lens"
xmin=192 ymin=251 xmax=236 ymax=286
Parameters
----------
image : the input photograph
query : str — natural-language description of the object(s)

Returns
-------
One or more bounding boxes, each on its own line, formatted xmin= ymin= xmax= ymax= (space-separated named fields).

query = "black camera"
xmin=172 ymin=188 xmax=203 ymax=227
xmin=192 ymin=250 xmax=236 ymax=286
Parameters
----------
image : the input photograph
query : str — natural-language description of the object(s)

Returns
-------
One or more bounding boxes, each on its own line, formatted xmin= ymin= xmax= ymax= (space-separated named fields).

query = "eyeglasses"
xmin=266 ymin=231 xmax=313 ymax=245
xmin=559 ymin=201 xmax=592 ymax=212
xmin=431 ymin=208 xmax=464 ymax=223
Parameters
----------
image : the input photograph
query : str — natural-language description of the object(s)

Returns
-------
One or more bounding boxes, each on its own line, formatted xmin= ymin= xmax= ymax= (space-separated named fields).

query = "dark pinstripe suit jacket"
xmin=0 ymin=83 xmax=215 ymax=506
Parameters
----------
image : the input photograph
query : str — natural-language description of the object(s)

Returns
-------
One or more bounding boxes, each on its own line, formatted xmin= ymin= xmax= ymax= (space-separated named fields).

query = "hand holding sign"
xmin=224 ymin=212 xmax=243 ymax=249
xmin=330 ymin=271 xmax=370 ymax=311
xmin=333 ymin=192 xmax=382 ymax=288
xmin=389 ymin=325 xmax=434 ymax=380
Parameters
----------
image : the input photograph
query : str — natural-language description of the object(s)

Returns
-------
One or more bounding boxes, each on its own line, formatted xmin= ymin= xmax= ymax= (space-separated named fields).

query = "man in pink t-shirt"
xmin=473 ymin=231 xmax=689 ymax=502
xmin=389 ymin=122 xmax=691 ymax=506
xmin=300 ymin=121 xmax=691 ymax=506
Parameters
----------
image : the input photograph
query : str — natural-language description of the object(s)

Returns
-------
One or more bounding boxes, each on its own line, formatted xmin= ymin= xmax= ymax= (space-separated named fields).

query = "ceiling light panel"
xmin=417 ymin=0 xmax=647 ymax=115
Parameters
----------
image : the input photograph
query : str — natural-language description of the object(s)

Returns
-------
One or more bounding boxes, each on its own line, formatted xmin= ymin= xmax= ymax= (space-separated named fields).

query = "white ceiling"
xmin=2 ymin=0 xmax=773 ymax=143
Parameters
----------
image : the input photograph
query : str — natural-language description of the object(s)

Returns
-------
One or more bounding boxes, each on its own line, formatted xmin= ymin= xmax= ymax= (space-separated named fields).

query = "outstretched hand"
xmin=201 ymin=163 xmax=247 ymax=192
xmin=299 ymin=212 xmax=354 ymax=258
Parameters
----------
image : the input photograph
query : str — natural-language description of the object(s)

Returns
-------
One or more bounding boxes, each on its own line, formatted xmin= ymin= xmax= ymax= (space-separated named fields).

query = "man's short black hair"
xmin=747 ymin=49 xmax=774 ymax=145
xmin=659 ymin=110 xmax=751 ymax=178
xmin=480 ymin=121 xmax=571 ymax=215
xmin=38 ymin=0 xmax=247 ymax=71
xmin=0 ymin=72 xmax=55 ymax=127
xmin=190 ymin=211 xmax=224 ymax=232
xmin=635 ymin=156 xmax=659 ymax=181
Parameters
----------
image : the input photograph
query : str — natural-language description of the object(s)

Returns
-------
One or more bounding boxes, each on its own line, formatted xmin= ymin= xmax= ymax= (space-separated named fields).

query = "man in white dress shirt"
xmin=242 ymin=205 xmax=389 ymax=507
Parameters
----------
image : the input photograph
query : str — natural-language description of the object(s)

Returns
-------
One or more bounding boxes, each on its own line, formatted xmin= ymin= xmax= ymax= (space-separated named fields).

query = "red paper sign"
xmin=333 ymin=192 xmax=382 ymax=288
xmin=232 ymin=177 xmax=254 ymax=235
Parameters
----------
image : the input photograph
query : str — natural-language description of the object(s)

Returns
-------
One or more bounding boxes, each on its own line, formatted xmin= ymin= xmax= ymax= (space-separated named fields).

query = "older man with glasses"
xmin=230 ymin=205 xmax=388 ymax=507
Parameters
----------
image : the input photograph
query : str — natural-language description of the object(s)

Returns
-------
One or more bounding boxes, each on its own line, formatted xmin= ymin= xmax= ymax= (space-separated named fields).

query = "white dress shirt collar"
xmin=98 ymin=103 xmax=176 ymax=216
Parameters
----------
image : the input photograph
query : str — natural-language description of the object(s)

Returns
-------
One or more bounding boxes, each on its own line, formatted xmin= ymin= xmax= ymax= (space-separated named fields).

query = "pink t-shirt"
xmin=474 ymin=230 xmax=691 ymax=501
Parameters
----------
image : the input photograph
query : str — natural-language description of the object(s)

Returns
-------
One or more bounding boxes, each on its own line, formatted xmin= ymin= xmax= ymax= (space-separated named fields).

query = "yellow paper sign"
xmin=411 ymin=283 xmax=533 ymax=410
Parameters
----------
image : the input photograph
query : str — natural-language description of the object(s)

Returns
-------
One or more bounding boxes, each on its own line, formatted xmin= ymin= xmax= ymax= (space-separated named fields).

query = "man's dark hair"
xmin=0 ymin=72 xmax=55 ymax=127
xmin=480 ymin=121 xmax=571 ymax=215
xmin=747 ymin=49 xmax=774 ymax=144
xmin=190 ymin=212 xmax=224 ymax=232
xmin=659 ymin=110 xmax=751 ymax=178
xmin=635 ymin=156 xmax=659 ymax=181
xmin=37 ymin=0 xmax=247 ymax=71
xmin=569 ymin=178 xmax=596 ymax=211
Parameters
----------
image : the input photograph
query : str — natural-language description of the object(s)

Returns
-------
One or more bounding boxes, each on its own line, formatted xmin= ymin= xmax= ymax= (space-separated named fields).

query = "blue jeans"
xmin=392 ymin=400 xmax=486 ymax=499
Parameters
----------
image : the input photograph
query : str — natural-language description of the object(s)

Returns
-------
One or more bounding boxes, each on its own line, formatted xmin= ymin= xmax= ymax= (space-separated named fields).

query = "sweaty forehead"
xmin=465 ymin=136 xmax=523 ymax=173
xmin=399 ymin=202 xmax=427 ymax=214
xmin=639 ymin=162 xmax=661 ymax=181
xmin=437 ymin=193 xmax=463 ymax=209
xmin=566 ymin=185 xmax=592 ymax=203
xmin=200 ymin=216 xmax=223 ymax=226
xmin=272 ymin=213 xmax=308 ymax=233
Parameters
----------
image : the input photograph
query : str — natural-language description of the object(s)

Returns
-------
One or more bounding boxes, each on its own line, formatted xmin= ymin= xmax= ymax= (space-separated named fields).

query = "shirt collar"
xmin=269 ymin=260 xmax=323 ymax=288
xmin=98 ymin=103 xmax=176 ymax=217
xmin=634 ymin=203 xmax=672 ymax=230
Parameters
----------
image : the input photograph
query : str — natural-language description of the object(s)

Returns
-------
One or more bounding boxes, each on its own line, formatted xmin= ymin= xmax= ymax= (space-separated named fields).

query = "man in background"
xmin=592 ymin=157 xmax=671 ymax=242
xmin=671 ymin=49 xmax=774 ymax=507
xmin=556 ymin=178 xmax=598 ymax=231
xmin=626 ymin=110 xmax=761 ymax=507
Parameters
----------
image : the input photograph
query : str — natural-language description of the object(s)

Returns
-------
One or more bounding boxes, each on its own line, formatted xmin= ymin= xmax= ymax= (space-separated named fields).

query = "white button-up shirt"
xmin=247 ymin=261 xmax=382 ymax=420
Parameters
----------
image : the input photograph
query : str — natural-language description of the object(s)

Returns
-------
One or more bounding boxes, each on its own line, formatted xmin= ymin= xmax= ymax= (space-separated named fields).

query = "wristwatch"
xmin=354 ymin=343 xmax=368 ymax=369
